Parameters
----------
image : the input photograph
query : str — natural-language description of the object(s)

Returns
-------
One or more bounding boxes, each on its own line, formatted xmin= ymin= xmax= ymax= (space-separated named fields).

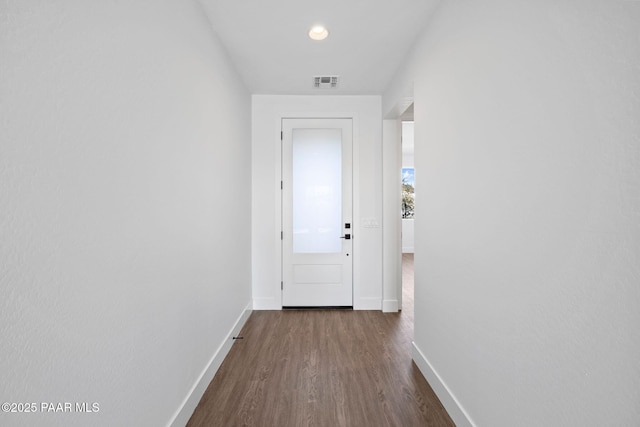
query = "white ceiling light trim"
xmin=308 ymin=25 xmax=329 ymax=41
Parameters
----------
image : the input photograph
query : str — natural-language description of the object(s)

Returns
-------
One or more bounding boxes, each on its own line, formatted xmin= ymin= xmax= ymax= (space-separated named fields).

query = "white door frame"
xmin=382 ymin=97 xmax=413 ymax=313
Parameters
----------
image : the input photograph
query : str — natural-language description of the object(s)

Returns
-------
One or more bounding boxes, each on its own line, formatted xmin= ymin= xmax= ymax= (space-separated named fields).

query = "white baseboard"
xmin=168 ymin=302 xmax=253 ymax=427
xmin=252 ymin=297 xmax=281 ymax=310
xmin=402 ymin=247 xmax=414 ymax=253
xmin=355 ymin=297 xmax=382 ymax=310
xmin=382 ymin=299 xmax=399 ymax=312
xmin=412 ymin=342 xmax=475 ymax=427
xmin=254 ymin=297 xmax=383 ymax=311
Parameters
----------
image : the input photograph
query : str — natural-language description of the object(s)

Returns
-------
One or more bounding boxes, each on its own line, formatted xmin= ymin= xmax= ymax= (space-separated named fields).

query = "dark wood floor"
xmin=187 ymin=253 xmax=454 ymax=427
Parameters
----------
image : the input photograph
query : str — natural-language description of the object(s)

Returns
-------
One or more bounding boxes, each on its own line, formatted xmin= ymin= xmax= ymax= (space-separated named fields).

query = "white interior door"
xmin=282 ymin=118 xmax=353 ymax=307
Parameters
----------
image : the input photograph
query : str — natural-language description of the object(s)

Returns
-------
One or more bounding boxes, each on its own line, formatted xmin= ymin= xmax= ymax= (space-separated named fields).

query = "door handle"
xmin=339 ymin=234 xmax=351 ymax=240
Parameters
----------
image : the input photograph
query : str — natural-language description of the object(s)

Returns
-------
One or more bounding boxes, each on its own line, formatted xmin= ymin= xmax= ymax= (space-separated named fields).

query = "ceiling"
xmin=198 ymin=0 xmax=440 ymax=95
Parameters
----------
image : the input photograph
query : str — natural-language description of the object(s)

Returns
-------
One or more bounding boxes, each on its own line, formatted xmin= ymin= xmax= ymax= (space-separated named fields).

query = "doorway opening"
xmin=400 ymin=113 xmax=415 ymax=314
xmin=382 ymin=98 xmax=413 ymax=314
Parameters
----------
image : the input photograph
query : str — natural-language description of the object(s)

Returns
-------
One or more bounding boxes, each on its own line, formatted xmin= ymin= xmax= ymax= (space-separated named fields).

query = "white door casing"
xmin=281 ymin=118 xmax=353 ymax=307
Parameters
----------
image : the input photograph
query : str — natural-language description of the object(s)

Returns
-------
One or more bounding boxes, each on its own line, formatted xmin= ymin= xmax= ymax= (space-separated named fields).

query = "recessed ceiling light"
xmin=308 ymin=25 xmax=329 ymax=41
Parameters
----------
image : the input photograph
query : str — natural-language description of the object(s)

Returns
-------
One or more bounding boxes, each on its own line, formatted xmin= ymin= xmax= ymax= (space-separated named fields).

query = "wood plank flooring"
xmin=187 ymin=253 xmax=454 ymax=427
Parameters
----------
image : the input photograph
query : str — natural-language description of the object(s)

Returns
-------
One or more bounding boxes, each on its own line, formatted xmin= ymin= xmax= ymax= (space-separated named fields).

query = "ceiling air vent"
xmin=313 ymin=76 xmax=339 ymax=89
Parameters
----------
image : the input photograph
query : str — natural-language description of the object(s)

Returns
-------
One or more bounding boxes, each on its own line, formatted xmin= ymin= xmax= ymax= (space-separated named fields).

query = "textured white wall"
xmin=384 ymin=0 xmax=640 ymax=426
xmin=0 ymin=1 xmax=251 ymax=426
xmin=251 ymin=95 xmax=383 ymax=310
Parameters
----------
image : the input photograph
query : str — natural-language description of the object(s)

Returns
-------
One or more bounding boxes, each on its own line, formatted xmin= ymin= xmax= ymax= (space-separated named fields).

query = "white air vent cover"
xmin=313 ymin=76 xmax=339 ymax=89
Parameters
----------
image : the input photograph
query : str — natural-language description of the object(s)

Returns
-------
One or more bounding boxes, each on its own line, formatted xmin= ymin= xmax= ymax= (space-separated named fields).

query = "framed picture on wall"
xmin=402 ymin=168 xmax=414 ymax=218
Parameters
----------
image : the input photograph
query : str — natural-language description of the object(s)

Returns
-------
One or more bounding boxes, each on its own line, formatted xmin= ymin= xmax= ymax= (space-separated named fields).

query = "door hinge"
xmin=281 ymin=131 xmax=283 ymax=140
xmin=281 ymin=281 xmax=283 ymax=290
xmin=281 ymin=231 xmax=283 ymax=240
xmin=281 ymin=180 xmax=283 ymax=190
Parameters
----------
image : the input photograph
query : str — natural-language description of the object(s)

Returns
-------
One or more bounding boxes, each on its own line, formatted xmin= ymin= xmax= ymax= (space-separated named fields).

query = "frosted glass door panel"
xmin=292 ymin=129 xmax=342 ymax=254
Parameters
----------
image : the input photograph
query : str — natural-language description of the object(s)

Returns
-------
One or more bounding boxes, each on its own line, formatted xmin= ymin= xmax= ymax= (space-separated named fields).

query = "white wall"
xmin=382 ymin=120 xmax=402 ymax=312
xmin=384 ymin=1 xmax=640 ymax=426
xmin=0 ymin=1 xmax=251 ymax=426
xmin=402 ymin=121 xmax=415 ymax=169
xmin=252 ymin=95 xmax=383 ymax=310
xmin=402 ymin=220 xmax=415 ymax=253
